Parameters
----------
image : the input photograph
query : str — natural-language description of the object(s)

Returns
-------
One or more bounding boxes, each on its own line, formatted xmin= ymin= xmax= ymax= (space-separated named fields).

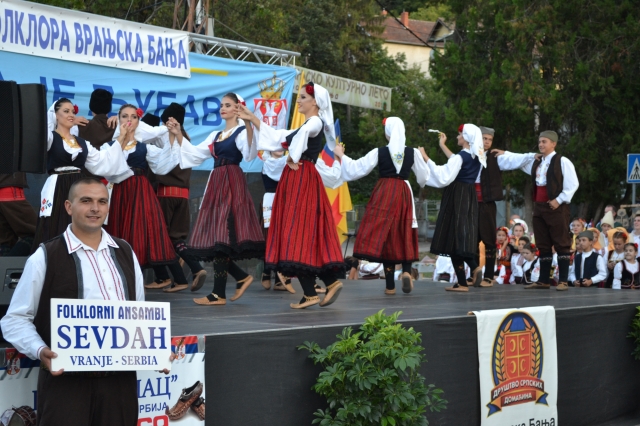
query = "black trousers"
xmin=37 ymin=370 xmax=138 ymax=426
xmin=478 ymin=201 xmax=497 ymax=279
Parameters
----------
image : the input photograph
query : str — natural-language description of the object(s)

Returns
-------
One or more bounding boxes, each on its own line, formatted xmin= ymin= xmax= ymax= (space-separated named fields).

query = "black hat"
xmin=161 ymin=102 xmax=186 ymax=126
xmin=89 ymin=89 xmax=112 ymax=115
xmin=141 ymin=113 xmax=161 ymax=127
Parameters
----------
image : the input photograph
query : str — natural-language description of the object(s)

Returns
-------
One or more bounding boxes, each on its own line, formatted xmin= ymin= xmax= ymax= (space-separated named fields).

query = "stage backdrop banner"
xmin=0 ymin=49 xmax=296 ymax=173
xmin=137 ymin=343 xmax=205 ymax=425
xmin=0 ymin=0 xmax=190 ymax=77
xmin=294 ymin=66 xmax=392 ymax=112
xmin=50 ymin=298 xmax=171 ymax=372
xmin=474 ymin=306 xmax=558 ymax=426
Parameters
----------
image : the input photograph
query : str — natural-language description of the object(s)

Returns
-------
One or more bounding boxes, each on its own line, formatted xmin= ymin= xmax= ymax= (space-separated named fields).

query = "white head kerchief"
xmin=513 ymin=219 xmax=529 ymax=234
xmin=462 ymin=123 xmax=486 ymax=168
xmin=312 ymin=83 xmax=336 ymax=150
xmin=384 ymin=117 xmax=406 ymax=174
xmin=47 ymin=101 xmax=58 ymax=128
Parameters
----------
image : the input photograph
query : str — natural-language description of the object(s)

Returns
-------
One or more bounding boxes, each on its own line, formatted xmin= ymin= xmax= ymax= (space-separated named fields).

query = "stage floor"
xmin=145 ymin=279 xmax=640 ymax=336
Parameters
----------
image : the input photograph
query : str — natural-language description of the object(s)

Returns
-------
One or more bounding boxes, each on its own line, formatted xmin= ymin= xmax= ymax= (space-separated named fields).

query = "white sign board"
xmin=0 ymin=0 xmax=190 ymax=77
xmin=50 ymin=298 xmax=171 ymax=372
xmin=295 ymin=66 xmax=392 ymax=111
xmin=474 ymin=306 xmax=558 ymax=426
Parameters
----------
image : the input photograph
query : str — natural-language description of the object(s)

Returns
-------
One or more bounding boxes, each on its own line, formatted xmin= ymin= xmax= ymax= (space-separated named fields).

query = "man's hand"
xmin=534 ymin=153 xmax=543 ymax=161
xmin=548 ymin=199 xmax=560 ymax=210
xmin=73 ymin=116 xmax=89 ymax=127
xmin=107 ymin=115 xmax=118 ymax=129
xmin=40 ymin=347 xmax=64 ymax=376
xmin=490 ymin=149 xmax=505 ymax=156
xmin=608 ymin=261 xmax=615 ymax=270
xmin=573 ymin=280 xmax=581 ymax=287
xmin=333 ymin=144 xmax=345 ymax=158
xmin=160 ymin=352 xmax=177 ymax=374
xmin=582 ymin=278 xmax=593 ymax=287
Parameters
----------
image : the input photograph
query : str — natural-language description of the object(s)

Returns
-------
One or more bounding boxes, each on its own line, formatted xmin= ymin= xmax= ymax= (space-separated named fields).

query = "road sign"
xmin=628 ymin=154 xmax=640 ymax=183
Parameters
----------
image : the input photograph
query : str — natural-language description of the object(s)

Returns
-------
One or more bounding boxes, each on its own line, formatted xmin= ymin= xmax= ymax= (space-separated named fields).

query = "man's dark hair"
xmin=68 ymin=177 xmax=107 ymax=201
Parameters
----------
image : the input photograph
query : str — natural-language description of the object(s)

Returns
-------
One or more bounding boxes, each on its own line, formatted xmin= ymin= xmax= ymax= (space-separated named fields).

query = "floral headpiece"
xmin=497 ymin=227 xmax=509 ymax=234
xmin=458 ymin=124 xmax=464 ymax=133
xmin=305 ymin=82 xmax=315 ymax=96
xmin=382 ymin=118 xmax=387 ymax=126
xmin=136 ymin=108 xmax=144 ymax=118
xmin=73 ymin=105 xmax=79 ymax=114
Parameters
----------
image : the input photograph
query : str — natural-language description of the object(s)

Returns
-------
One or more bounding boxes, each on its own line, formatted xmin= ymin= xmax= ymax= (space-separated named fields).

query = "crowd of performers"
xmin=5 ymin=79 xmax=640 ymax=315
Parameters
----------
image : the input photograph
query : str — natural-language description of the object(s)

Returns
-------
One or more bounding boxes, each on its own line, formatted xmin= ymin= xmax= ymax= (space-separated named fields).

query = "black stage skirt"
xmin=430 ymin=181 xmax=478 ymax=258
xmin=32 ymin=171 xmax=82 ymax=251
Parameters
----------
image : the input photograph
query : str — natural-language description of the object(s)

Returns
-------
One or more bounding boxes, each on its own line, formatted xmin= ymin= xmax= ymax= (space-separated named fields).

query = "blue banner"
xmin=0 ymin=50 xmax=297 ymax=172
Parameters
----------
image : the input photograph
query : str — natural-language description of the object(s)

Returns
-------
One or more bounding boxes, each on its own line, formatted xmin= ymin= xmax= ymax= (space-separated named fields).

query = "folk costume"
xmin=77 ymin=89 xmax=116 ymax=149
xmin=0 ymin=173 xmax=37 ymax=256
xmin=518 ymin=257 xmax=541 ymax=285
xmin=496 ymin=231 xmax=515 ymax=284
xmin=104 ymin=125 xmax=181 ymax=268
xmin=605 ymin=249 xmax=625 ymax=288
xmin=612 ymin=259 xmax=640 ymax=289
xmin=427 ymin=124 xmax=487 ymax=291
xmin=568 ymin=250 xmax=607 ymax=287
xmin=340 ymin=117 xmax=429 ymax=294
xmin=1 ymin=225 xmax=144 ymax=426
xmin=32 ymin=103 xmax=132 ymax=250
xmin=256 ymin=82 xmax=345 ymax=308
xmin=510 ymin=131 xmax=579 ymax=290
xmin=174 ymin=100 xmax=264 ymax=306
xmin=475 ymin=127 xmax=537 ymax=286
xmin=146 ymin=106 xmax=207 ymax=293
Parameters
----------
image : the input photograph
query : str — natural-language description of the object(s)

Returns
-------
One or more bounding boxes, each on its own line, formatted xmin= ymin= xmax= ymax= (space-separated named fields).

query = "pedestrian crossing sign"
xmin=628 ymin=154 xmax=640 ymax=183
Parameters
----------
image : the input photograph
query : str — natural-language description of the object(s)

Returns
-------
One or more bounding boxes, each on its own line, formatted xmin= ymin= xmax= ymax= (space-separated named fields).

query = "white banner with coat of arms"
xmin=474 ymin=306 xmax=558 ymax=426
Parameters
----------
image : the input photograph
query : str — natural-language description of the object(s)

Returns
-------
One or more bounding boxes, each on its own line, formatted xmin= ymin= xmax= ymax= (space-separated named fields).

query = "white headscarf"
xmin=462 ymin=123 xmax=486 ymax=168
xmin=384 ymin=117 xmax=406 ymax=174
xmin=311 ymin=83 xmax=336 ymax=150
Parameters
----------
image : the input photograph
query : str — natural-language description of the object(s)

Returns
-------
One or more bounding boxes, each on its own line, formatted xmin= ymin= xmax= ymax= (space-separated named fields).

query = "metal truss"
xmin=189 ymin=33 xmax=299 ymax=66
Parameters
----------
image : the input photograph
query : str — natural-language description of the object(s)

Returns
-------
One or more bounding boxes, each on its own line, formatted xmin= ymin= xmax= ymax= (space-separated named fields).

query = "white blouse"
xmin=261 ymin=152 xmax=287 ymax=182
xmin=257 ymin=116 xmax=322 ymax=163
xmin=178 ymin=124 xmax=258 ymax=169
xmin=612 ymin=260 xmax=639 ymax=290
xmin=340 ymin=148 xmax=430 ymax=187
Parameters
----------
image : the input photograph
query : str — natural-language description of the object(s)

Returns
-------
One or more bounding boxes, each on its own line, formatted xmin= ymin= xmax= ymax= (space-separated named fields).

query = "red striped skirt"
xmin=266 ymin=160 xmax=345 ymax=277
xmin=353 ymin=178 xmax=418 ymax=263
xmin=105 ymin=176 xmax=177 ymax=268
xmin=188 ymin=164 xmax=265 ymax=260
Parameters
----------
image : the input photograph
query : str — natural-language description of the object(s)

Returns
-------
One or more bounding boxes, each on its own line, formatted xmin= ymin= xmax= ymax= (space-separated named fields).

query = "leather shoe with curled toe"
xmin=191 ymin=397 xmax=205 ymax=421
xmin=165 ymin=381 xmax=203 ymax=420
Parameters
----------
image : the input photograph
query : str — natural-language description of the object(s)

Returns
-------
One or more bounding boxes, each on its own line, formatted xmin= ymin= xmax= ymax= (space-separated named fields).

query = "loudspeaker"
xmin=0 ymin=81 xmax=20 ymax=174
xmin=17 ymin=84 xmax=47 ymax=174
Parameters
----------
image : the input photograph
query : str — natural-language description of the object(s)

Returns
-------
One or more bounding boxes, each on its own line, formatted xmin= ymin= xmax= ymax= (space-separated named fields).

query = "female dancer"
xmin=238 ymin=82 xmax=345 ymax=309
xmin=333 ymin=117 xmax=429 ymax=295
xmin=421 ymin=124 xmax=486 ymax=292
xmin=170 ymin=93 xmax=264 ymax=306
xmin=104 ymin=104 xmax=182 ymax=271
xmin=33 ymin=98 xmax=132 ymax=248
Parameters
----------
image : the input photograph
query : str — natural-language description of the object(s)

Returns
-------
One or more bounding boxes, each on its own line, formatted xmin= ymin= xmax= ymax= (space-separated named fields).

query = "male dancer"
xmin=495 ymin=130 xmax=579 ymax=291
xmin=0 ymin=172 xmax=37 ymax=256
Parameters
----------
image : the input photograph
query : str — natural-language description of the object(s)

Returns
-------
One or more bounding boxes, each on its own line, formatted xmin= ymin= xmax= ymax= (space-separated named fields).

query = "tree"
xmin=430 ymin=0 xmax=640 ymax=223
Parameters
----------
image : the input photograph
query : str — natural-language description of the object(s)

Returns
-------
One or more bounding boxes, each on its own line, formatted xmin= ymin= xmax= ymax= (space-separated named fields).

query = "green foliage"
xmin=627 ymin=306 xmax=640 ymax=360
xmin=411 ymin=5 xmax=454 ymax=22
xmin=298 ymin=310 xmax=447 ymax=426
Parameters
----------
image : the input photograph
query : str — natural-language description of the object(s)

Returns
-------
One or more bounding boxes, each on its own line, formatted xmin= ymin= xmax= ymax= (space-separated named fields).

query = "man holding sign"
xmin=0 ymin=178 xmax=157 ymax=425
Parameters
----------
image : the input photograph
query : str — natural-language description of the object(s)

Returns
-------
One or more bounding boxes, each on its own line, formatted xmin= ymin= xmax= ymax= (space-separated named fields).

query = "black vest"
xmin=453 ymin=151 xmax=482 ymax=184
xmin=620 ymin=260 xmax=640 ymax=289
xmin=377 ymin=146 xmax=413 ymax=179
xmin=574 ymin=252 xmax=600 ymax=281
xmin=47 ymin=132 xmax=89 ymax=174
xmin=524 ymin=259 xmax=538 ymax=284
xmin=32 ymin=234 xmax=137 ymax=347
xmin=285 ymin=119 xmax=325 ymax=163
xmin=531 ymin=154 xmax=564 ymax=201
xmin=480 ymin=153 xmax=503 ymax=202
xmin=0 ymin=172 xmax=28 ymax=189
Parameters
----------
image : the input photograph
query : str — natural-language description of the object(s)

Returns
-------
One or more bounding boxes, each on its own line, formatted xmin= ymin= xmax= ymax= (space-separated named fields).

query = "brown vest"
xmin=531 ymin=153 xmax=564 ymax=201
xmin=153 ymin=166 xmax=191 ymax=188
xmin=0 ymin=172 xmax=28 ymax=189
xmin=32 ymin=234 xmax=137 ymax=348
xmin=480 ymin=153 xmax=503 ymax=202
xmin=78 ymin=114 xmax=117 ymax=149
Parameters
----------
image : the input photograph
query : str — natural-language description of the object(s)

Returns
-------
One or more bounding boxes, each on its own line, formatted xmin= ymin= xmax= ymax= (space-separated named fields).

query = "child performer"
xmin=518 ymin=243 xmax=541 ymax=285
xmin=612 ymin=243 xmax=640 ymax=289
xmin=570 ymin=217 xmax=586 ymax=252
xmin=495 ymin=226 xmax=514 ymax=283
xmin=239 ymin=82 xmax=345 ymax=309
xmin=569 ymin=230 xmax=607 ymax=287
xmin=333 ymin=117 xmax=430 ymax=295
xmin=420 ymin=124 xmax=486 ymax=292
xmin=605 ymin=231 xmax=627 ymax=288
xmin=510 ymin=235 xmax=530 ymax=284
xmin=511 ymin=222 xmax=527 ymax=245
xmin=631 ymin=214 xmax=640 ymax=247
xmin=170 ymin=93 xmax=264 ymax=306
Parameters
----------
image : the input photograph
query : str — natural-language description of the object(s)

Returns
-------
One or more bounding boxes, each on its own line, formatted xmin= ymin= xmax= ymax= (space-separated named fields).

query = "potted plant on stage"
xmin=299 ymin=310 xmax=446 ymax=426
